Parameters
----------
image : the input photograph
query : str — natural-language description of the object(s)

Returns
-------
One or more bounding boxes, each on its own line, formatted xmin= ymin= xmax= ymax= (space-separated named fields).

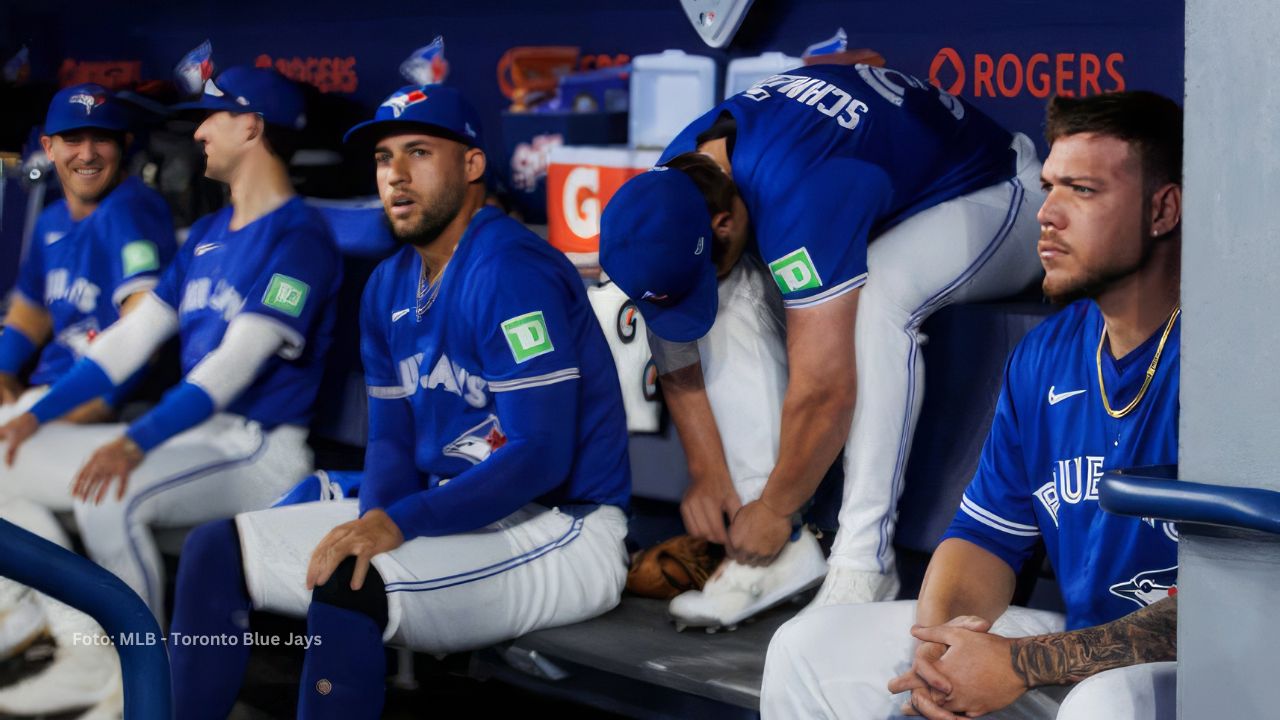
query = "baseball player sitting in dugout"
xmin=165 ymin=85 xmax=632 ymax=719
xmin=0 ymin=65 xmax=342 ymax=630
xmin=0 ymin=82 xmax=177 ymax=718
xmin=763 ymin=91 xmax=1183 ymax=720
xmin=598 ymin=62 xmax=1046 ymax=630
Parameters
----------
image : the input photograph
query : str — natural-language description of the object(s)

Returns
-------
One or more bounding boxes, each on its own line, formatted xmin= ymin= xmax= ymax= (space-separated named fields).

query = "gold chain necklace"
xmin=1096 ymin=305 xmax=1180 ymax=419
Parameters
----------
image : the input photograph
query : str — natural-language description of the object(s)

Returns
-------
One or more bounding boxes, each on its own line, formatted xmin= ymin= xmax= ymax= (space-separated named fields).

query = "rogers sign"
xmin=929 ymin=48 xmax=1125 ymax=99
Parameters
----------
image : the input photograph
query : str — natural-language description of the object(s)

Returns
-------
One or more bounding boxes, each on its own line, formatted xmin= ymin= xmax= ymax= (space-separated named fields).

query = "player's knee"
xmin=311 ymin=557 xmax=388 ymax=629
xmin=1057 ymin=662 xmax=1176 ymax=720
xmin=769 ymin=612 xmax=819 ymax=665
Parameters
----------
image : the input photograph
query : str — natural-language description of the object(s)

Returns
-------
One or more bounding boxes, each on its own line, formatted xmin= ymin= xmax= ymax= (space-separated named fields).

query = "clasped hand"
xmin=886 ymin=616 xmax=1028 ymax=719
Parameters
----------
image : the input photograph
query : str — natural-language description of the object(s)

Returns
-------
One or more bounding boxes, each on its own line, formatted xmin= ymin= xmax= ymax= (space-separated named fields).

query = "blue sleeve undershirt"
xmin=372 ymin=379 xmax=579 ymax=540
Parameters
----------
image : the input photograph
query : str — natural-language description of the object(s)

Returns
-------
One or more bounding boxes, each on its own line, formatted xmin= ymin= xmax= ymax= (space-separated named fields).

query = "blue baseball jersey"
xmin=943 ymin=301 xmax=1180 ymax=630
xmin=360 ymin=206 xmax=629 ymax=511
xmin=151 ymin=197 xmax=340 ymax=429
xmin=660 ymin=64 xmax=1015 ymax=309
xmin=16 ymin=177 xmax=176 ymax=385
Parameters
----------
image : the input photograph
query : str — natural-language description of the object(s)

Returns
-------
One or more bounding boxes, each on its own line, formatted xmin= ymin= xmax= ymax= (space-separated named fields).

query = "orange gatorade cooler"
xmin=546 ymin=146 xmax=661 ymax=267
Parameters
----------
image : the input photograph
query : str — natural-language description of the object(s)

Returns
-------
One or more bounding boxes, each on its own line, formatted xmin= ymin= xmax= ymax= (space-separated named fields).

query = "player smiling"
xmin=0 ymin=66 xmax=341 ymax=628
xmin=0 ymin=81 xmax=177 ymax=718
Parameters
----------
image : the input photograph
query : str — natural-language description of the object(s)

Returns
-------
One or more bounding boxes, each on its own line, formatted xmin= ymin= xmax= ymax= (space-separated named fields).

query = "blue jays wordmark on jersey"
xmin=151 ymin=197 xmax=341 ymax=428
xmin=359 ymin=206 xmax=629 ymax=520
xmin=943 ymin=301 xmax=1180 ymax=630
xmin=17 ymin=177 xmax=176 ymax=386
xmin=659 ymin=63 xmax=1017 ymax=309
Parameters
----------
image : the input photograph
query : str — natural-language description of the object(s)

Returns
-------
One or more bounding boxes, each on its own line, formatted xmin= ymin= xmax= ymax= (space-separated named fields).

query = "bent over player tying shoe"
xmin=0 ymin=66 xmax=340 ymax=622
xmin=600 ymin=63 xmax=1045 ymax=628
xmin=167 ymin=84 xmax=631 ymax=719
xmin=763 ymin=91 xmax=1183 ymax=720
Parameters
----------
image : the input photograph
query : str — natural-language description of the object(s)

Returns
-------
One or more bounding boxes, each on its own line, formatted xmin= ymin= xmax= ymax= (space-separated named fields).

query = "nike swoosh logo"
xmin=194 ymin=242 xmax=222 ymax=256
xmin=45 ymin=232 xmax=66 ymax=246
xmin=1048 ymin=386 xmax=1087 ymax=405
xmin=391 ymin=308 xmax=411 ymax=322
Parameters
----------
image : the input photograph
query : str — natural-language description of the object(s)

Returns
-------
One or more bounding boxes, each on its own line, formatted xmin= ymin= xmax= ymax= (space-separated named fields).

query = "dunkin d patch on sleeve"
xmin=262 ymin=273 xmax=311 ymax=317
xmin=501 ymin=310 xmax=554 ymax=363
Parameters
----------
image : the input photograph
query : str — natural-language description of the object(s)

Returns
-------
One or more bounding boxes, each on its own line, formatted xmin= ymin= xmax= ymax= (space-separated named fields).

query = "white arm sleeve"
xmin=88 ymin=292 xmax=179 ymax=384
xmin=186 ymin=313 xmax=291 ymax=409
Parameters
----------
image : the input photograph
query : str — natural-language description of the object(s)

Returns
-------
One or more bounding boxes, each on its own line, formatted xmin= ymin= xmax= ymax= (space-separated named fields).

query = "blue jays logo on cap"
xmin=344 ymin=84 xmax=484 ymax=148
xmin=68 ymin=92 xmax=105 ymax=113
xmin=44 ymin=83 xmax=130 ymax=135
xmin=640 ymin=290 xmax=678 ymax=308
xmin=383 ymin=89 xmax=430 ymax=118
xmin=201 ymin=78 xmax=251 ymax=107
xmin=170 ymin=66 xmax=306 ymax=130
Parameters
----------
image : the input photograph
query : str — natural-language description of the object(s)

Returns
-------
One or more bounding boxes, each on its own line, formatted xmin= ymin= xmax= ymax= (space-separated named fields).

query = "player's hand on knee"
xmin=306 ymin=509 xmax=404 ymax=592
xmin=680 ymin=473 xmax=741 ymax=545
xmin=726 ymin=499 xmax=791 ymax=566
xmin=72 ymin=436 xmax=144 ymax=503
xmin=0 ymin=412 xmax=39 ymax=466
xmin=0 ymin=373 xmax=23 ymax=406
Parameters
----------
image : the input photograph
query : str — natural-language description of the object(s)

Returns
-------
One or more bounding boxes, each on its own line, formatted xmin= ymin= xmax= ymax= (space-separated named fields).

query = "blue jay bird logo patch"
xmin=1109 ymin=566 xmax=1178 ymax=609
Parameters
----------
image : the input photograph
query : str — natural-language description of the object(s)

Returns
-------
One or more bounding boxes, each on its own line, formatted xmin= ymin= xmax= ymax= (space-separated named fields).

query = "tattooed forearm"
xmin=1009 ymin=595 xmax=1177 ymax=687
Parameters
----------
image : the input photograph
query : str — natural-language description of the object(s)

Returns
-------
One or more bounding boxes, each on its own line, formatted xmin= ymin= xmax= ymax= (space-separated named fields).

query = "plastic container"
xmin=724 ymin=51 xmax=803 ymax=99
xmin=628 ymin=50 xmax=716 ymax=150
xmin=545 ymin=145 xmax=662 ymax=266
xmin=500 ymin=110 xmax=627 ymax=223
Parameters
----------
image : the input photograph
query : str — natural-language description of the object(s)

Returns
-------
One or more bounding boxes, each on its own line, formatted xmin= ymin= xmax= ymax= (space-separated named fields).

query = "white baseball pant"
xmin=0 ymin=398 xmax=311 ymax=617
xmin=761 ymin=601 xmax=1175 ymax=719
xmin=698 ymin=133 xmax=1046 ymax=572
xmin=236 ymin=500 xmax=629 ymax=654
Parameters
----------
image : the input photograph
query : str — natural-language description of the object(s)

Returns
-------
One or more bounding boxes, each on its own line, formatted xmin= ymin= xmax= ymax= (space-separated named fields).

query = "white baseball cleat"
xmin=0 ymin=592 xmax=49 ymax=661
xmin=668 ymin=526 xmax=828 ymax=630
xmin=0 ymin=632 xmax=121 ymax=715
xmin=808 ymin=560 xmax=900 ymax=607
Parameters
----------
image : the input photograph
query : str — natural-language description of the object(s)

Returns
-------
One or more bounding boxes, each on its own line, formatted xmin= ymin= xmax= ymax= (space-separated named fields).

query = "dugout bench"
xmin=464 ymin=300 xmax=1059 ymax=718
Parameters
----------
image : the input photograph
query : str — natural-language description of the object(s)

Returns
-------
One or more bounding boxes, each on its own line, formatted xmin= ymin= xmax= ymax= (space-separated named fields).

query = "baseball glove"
xmin=626 ymin=535 xmax=724 ymax=599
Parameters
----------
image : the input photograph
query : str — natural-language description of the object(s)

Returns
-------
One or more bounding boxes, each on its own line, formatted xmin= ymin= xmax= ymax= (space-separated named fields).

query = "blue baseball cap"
xmin=171 ymin=66 xmax=306 ymax=129
xmin=600 ymin=167 xmax=718 ymax=343
xmin=343 ymin=84 xmax=483 ymax=149
xmin=44 ymin=83 xmax=131 ymax=136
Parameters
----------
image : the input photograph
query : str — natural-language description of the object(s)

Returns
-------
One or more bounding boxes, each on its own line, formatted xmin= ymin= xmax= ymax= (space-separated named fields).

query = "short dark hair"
xmin=262 ymin=123 xmax=300 ymax=164
xmin=662 ymin=151 xmax=737 ymax=218
xmin=695 ymin=111 xmax=737 ymax=157
xmin=1045 ymin=91 xmax=1183 ymax=190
